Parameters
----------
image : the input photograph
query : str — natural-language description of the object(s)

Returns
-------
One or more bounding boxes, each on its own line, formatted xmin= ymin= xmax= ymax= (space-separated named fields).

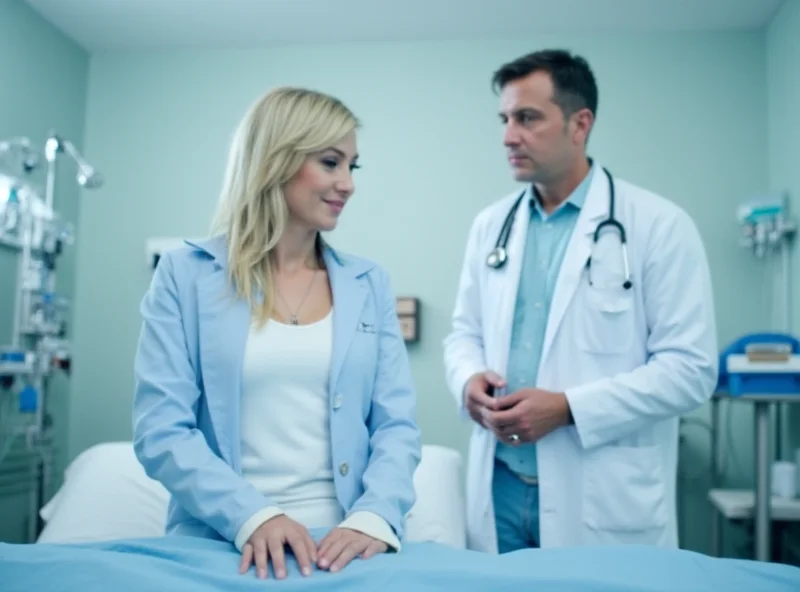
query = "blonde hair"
xmin=210 ymin=87 xmax=359 ymax=326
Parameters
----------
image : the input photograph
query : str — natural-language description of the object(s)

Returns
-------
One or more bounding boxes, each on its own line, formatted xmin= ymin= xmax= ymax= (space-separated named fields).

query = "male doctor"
xmin=443 ymin=49 xmax=718 ymax=554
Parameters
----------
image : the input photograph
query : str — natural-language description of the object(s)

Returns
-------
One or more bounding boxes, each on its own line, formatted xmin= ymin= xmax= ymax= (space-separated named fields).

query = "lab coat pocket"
xmin=582 ymin=445 xmax=668 ymax=532
xmin=577 ymin=287 xmax=634 ymax=354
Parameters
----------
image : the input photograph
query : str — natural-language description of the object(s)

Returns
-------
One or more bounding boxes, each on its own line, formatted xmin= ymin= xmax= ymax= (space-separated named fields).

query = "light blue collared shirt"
xmin=496 ymin=165 xmax=594 ymax=478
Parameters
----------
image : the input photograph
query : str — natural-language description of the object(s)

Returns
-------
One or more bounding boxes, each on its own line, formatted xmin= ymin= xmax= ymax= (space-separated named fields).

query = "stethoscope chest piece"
xmin=486 ymin=247 xmax=507 ymax=269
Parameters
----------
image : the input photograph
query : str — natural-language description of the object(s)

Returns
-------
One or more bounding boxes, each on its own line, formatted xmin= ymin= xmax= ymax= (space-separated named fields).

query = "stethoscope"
xmin=486 ymin=167 xmax=632 ymax=290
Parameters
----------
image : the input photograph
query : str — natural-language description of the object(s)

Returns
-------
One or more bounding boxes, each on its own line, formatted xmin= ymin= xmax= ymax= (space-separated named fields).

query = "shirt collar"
xmin=529 ymin=159 xmax=595 ymax=217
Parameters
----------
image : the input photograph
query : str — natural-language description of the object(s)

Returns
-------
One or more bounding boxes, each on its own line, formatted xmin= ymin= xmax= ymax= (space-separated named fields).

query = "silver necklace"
xmin=276 ymin=270 xmax=317 ymax=325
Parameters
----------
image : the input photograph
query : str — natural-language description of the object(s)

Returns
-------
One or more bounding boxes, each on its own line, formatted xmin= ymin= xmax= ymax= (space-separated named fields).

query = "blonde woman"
xmin=132 ymin=88 xmax=421 ymax=580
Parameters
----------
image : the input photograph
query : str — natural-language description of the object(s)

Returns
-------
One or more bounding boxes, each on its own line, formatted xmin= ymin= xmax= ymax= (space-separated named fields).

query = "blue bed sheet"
xmin=2 ymin=530 xmax=800 ymax=592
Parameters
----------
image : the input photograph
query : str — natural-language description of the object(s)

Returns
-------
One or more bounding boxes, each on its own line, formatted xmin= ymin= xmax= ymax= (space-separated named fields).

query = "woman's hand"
xmin=316 ymin=528 xmax=388 ymax=573
xmin=239 ymin=515 xmax=317 ymax=579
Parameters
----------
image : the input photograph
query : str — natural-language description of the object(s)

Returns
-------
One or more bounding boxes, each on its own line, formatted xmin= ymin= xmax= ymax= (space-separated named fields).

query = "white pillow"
xmin=405 ymin=445 xmax=467 ymax=549
xmin=37 ymin=441 xmax=169 ymax=543
xmin=37 ymin=441 xmax=467 ymax=548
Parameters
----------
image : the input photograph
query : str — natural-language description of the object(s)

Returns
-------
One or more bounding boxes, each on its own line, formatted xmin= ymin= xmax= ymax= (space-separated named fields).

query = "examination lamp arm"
xmin=44 ymin=132 xmax=103 ymax=209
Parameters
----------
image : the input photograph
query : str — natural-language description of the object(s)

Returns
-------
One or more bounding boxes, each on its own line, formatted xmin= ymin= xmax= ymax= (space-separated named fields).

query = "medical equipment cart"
xmin=709 ymin=393 xmax=800 ymax=561
xmin=709 ymin=333 xmax=800 ymax=562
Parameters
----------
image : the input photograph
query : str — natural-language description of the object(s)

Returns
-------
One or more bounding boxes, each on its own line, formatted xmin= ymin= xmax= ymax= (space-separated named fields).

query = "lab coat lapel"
xmin=488 ymin=187 xmax=532 ymax=376
xmin=324 ymin=247 xmax=368 ymax=393
xmin=541 ymin=166 xmax=608 ymax=364
xmin=190 ymin=238 xmax=250 ymax=468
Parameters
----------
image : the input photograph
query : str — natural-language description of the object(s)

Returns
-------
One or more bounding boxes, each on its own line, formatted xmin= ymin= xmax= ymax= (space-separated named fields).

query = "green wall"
xmin=0 ymin=0 xmax=89 ymax=542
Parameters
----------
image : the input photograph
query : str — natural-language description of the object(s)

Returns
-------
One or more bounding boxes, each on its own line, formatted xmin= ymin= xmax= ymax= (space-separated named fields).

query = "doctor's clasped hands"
xmin=465 ymin=371 xmax=571 ymax=445
xmin=483 ymin=388 xmax=571 ymax=445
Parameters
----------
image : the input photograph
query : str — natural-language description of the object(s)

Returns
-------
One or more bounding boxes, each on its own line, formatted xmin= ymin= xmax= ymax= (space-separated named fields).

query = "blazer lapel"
xmin=188 ymin=237 xmax=250 ymax=468
xmin=324 ymin=247 xmax=370 ymax=394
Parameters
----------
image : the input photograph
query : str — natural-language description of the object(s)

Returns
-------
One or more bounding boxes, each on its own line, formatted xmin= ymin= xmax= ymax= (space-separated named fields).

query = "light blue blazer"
xmin=131 ymin=235 xmax=422 ymax=546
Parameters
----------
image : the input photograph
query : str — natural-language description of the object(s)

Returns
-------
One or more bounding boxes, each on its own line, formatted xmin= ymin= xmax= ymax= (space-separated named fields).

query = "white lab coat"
xmin=443 ymin=162 xmax=719 ymax=553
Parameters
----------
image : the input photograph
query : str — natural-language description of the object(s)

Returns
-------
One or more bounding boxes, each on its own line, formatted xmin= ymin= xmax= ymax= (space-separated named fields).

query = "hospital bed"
xmin=2 ymin=442 xmax=799 ymax=591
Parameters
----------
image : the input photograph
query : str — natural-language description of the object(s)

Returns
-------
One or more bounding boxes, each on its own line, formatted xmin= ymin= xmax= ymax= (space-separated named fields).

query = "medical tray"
xmin=716 ymin=332 xmax=800 ymax=396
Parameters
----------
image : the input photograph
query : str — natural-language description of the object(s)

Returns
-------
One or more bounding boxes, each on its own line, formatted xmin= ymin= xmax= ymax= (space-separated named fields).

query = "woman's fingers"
xmin=268 ymin=534 xmax=287 ymax=579
xmin=286 ymin=530 xmax=313 ymax=576
xmin=239 ymin=542 xmax=254 ymax=574
xmin=253 ymin=538 xmax=269 ymax=579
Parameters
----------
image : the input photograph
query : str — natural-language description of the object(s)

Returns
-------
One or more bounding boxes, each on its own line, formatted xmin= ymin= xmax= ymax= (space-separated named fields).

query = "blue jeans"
xmin=492 ymin=458 xmax=540 ymax=553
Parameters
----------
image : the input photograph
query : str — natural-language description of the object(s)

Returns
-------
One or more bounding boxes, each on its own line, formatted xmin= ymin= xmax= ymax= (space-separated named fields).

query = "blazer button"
xmin=339 ymin=462 xmax=349 ymax=476
xmin=332 ymin=394 xmax=343 ymax=410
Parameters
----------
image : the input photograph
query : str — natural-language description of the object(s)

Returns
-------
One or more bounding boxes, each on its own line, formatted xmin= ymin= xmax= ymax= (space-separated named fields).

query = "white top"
xmin=234 ymin=311 xmax=400 ymax=552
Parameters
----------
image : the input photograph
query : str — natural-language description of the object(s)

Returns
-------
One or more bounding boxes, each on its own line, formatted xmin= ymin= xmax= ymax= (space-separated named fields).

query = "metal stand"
xmin=754 ymin=400 xmax=772 ymax=561
xmin=710 ymin=393 xmax=800 ymax=561
xmin=719 ymin=192 xmax=798 ymax=561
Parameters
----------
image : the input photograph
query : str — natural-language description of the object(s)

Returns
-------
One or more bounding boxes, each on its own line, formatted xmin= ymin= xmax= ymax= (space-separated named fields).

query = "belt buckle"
xmin=516 ymin=473 xmax=538 ymax=486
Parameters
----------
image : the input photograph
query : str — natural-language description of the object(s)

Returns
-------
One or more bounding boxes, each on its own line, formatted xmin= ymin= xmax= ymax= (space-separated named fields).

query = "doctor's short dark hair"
xmin=491 ymin=49 xmax=598 ymax=120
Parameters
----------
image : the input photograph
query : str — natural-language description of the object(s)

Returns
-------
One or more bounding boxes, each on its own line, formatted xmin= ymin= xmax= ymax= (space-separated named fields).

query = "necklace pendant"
xmin=289 ymin=315 xmax=299 ymax=325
